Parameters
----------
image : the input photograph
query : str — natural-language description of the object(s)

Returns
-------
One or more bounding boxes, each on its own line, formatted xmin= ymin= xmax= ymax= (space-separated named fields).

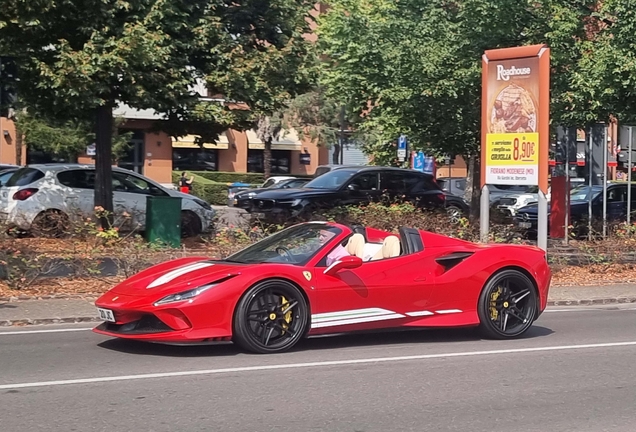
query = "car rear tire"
xmin=30 ymin=209 xmax=70 ymax=238
xmin=477 ymin=269 xmax=538 ymax=339
xmin=233 ymin=279 xmax=309 ymax=354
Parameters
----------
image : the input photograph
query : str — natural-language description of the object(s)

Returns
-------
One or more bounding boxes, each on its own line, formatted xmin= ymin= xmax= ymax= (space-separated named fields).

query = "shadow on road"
xmin=96 ymin=325 xmax=554 ymax=357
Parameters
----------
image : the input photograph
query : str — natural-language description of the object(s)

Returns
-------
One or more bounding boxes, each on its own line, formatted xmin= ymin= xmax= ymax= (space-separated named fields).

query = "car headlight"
xmin=154 ymin=283 xmax=217 ymax=306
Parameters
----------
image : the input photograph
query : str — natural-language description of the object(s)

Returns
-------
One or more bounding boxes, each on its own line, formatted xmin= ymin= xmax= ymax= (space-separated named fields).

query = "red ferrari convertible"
xmin=93 ymin=222 xmax=551 ymax=354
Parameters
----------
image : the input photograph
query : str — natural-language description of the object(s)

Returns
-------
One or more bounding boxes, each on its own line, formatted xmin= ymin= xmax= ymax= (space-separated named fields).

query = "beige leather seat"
xmin=345 ymin=233 xmax=366 ymax=259
xmin=370 ymin=235 xmax=401 ymax=260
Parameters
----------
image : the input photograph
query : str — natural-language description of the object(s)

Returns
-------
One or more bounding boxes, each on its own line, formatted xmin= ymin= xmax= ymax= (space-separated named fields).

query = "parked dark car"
xmin=444 ymin=193 xmax=470 ymax=222
xmin=514 ymin=183 xmax=636 ymax=236
xmin=232 ymin=178 xmax=310 ymax=210
xmin=247 ymin=166 xmax=447 ymax=222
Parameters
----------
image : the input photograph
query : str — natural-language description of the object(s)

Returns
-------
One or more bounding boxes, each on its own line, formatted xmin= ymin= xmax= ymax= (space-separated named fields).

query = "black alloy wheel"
xmin=477 ymin=269 xmax=538 ymax=339
xmin=233 ymin=279 xmax=309 ymax=354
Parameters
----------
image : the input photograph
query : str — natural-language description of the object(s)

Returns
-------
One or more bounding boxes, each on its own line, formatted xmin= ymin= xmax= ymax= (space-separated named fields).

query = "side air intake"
xmin=435 ymin=252 xmax=474 ymax=271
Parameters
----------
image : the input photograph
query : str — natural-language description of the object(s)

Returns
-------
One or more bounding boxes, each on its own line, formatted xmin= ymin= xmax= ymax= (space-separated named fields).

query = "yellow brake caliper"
xmin=489 ymin=287 xmax=502 ymax=321
xmin=280 ymin=296 xmax=293 ymax=334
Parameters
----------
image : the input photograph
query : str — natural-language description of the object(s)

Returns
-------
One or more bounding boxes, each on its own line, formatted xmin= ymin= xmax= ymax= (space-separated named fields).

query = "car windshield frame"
xmin=224 ymin=223 xmax=343 ymax=265
xmin=302 ymin=169 xmax=357 ymax=190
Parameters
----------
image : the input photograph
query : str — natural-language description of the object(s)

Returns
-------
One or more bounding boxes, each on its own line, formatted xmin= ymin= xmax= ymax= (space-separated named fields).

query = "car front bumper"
xmin=93 ymin=292 xmax=233 ymax=343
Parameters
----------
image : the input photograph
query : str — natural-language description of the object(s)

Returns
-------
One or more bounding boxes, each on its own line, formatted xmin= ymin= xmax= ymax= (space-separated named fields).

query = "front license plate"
xmin=97 ymin=307 xmax=116 ymax=322
xmin=518 ymin=222 xmax=532 ymax=229
xmin=253 ymin=212 xmax=266 ymax=219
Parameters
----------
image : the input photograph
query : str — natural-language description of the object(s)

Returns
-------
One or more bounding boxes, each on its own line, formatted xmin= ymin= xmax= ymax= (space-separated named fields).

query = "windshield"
xmin=570 ymin=186 xmax=602 ymax=201
xmin=225 ymin=223 xmax=342 ymax=264
xmin=303 ymin=170 xmax=355 ymax=189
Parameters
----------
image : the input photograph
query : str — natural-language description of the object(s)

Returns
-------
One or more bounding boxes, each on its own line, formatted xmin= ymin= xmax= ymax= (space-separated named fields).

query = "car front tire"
xmin=232 ymin=279 xmax=309 ymax=354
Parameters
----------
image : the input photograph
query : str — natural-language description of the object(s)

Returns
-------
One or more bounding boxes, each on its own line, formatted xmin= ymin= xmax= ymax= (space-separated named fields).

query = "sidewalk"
xmin=1 ymin=284 xmax=636 ymax=326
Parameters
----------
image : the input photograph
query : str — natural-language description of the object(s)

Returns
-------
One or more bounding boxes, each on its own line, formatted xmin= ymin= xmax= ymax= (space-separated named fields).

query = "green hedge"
xmin=176 ymin=171 xmax=314 ymax=184
xmin=187 ymin=171 xmax=265 ymax=184
xmin=190 ymin=182 xmax=230 ymax=206
xmin=171 ymin=172 xmax=260 ymax=205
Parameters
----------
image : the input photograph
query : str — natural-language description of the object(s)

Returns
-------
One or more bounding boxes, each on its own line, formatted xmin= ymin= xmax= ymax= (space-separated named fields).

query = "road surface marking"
xmin=0 ymin=328 xmax=93 ymax=336
xmin=2 ymin=340 xmax=636 ymax=390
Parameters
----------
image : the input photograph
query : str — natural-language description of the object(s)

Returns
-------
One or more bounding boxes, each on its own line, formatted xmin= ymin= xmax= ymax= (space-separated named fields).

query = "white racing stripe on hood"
xmin=146 ymin=262 xmax=214 ymax=289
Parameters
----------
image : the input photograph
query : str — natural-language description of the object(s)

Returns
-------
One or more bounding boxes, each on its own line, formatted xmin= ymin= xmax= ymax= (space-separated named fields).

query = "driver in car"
xmin=320 ymin=229 xmax=351 ymax=266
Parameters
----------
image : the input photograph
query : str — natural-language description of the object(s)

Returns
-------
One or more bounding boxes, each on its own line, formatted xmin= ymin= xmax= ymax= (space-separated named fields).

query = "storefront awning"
xmin=246 ymin=129 xmax=303 ymax=151
xmin=172 ymin=134 xmax=229 ymax=149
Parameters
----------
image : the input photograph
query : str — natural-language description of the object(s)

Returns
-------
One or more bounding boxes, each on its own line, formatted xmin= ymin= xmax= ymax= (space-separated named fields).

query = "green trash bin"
xmin=145 ymin=196 xmax=182 ymax=247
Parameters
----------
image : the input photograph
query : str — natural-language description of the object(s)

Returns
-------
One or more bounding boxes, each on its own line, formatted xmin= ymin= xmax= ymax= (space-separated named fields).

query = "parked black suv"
xmin=247 ymin=166 xmax=447 ymax=222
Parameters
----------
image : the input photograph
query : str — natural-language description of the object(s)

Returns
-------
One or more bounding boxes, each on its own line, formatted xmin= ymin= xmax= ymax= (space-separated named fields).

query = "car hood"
xmin=108 ymin=257 xmax=246 ymax=298
xmin=517 ymin=199 xmax=588 ymax=214
xmin=254 ymin=188 xmax=334 ymax=200
xmin=235 ymin=188 xmax=261 ymax=197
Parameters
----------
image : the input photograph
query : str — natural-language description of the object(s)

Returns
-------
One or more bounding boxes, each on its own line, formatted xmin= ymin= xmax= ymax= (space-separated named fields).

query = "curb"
xmin=547 ymin=297 xmax=636 ymax=306
xmin=2 ymin=297 xmax=636 ymax=327
xmin=0 ymin=316 xmax=100 ymax=327
xmin=0 ymin=294 xmax=100 ymax=302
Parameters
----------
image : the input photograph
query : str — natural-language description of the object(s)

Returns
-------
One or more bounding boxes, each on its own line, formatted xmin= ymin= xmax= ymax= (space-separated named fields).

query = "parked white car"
xmin=0 ymin=164 xmax=216 ymax=237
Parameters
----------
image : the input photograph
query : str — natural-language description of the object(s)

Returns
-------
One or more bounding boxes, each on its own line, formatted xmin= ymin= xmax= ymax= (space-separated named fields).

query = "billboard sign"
xmin=480 ymin=44 xmax=550 ymax=250
xmin=482 ymin=54 xmax=547 ymax=186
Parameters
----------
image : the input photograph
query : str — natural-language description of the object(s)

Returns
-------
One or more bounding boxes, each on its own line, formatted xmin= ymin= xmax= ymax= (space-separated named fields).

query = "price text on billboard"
xmin=485 ymin=132 xmax=538 ymax=184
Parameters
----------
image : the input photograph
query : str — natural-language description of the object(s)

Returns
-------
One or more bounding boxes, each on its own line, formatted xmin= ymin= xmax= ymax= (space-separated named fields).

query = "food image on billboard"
xmin=484 ymin=57 xmax=540 ymax=186
xmin=490 ymin=83 xmax=537 ymax=134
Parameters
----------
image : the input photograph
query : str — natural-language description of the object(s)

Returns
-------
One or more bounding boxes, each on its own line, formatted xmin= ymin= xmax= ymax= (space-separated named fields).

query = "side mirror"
xmin=323 ymin=255 xmax=363 ymax=275
xmin=347 ymin=183 xmax=360 ymax=191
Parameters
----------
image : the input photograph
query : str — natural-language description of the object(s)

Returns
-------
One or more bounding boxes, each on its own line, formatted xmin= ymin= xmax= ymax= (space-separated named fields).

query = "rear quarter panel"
xmin=426 ymin=244 xmax=549 ymax=325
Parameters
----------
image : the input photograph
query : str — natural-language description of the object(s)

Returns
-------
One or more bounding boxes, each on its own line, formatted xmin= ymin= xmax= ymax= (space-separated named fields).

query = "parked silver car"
xmin=0 ymin=164 xmax=215 ymax=237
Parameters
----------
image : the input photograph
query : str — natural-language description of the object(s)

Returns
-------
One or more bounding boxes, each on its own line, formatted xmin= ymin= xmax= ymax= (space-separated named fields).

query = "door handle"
xmin=414 ymin=276 xmax=427 ymax=281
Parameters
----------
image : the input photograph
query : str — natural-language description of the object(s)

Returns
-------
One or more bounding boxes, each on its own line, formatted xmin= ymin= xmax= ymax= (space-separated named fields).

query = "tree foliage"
xmin=316 ymin=0 xmax=606 ymax=216
xmin=0 ymin=0 xmax=317 ymax=219
xmin=15 ymin=111 xmax=132 ymax=162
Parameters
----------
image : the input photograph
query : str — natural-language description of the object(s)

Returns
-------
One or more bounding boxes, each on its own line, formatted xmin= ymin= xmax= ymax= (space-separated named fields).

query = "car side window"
xmin=57 ymin=170 xmax=95 ymax=190
xmin=347 ymin=173 xmax=378 ymax=191
xmin=380 ymin=172 xmax=405 ymax=192
xmin=112 ymin=172 xmax=167 ymax=196
xmin=404 ymin=174 xmax=438 ymax=193
xmin=607 ymin=187 xmax=626 ymax=202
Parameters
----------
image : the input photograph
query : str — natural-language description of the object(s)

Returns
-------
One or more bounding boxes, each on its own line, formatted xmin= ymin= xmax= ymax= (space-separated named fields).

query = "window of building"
xmin=247 ymin=149 xmax=291 ymax=174
xmin=116 ymin=130 xmax=145 ymax=174
xmin=172 ymin=148 xmax=218 ymax=171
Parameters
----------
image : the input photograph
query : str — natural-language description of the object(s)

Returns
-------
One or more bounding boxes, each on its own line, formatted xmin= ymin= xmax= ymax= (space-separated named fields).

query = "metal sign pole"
xmin=602 ymin=125 xmax=608 ymax=239
xmin=564 ymin=134 xmax=570 ymax=244
xmin=629 ymin=126 xmax=633 ymax=225
xmin=480 ymin=185 xmax=490 ymax=243
xmin=588 ymin=129 xmax=593 ymax=241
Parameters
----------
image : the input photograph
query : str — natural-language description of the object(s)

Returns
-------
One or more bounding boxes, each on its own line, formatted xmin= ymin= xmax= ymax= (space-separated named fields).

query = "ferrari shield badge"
xmin=303 ymin=271 xmax=312 ymax=281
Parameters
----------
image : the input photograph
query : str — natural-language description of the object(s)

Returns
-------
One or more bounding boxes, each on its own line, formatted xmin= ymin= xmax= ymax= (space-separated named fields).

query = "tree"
xmin=570 ymin=0 xmax=636 ymax=126
xmin=0 ymin=0 xmax=317 ymax=224
xmin=282 ymin=88 xmax=362 ymax=164
xmin=316 ymin=0 xmax=599 ymax=219
xmin=202 ymin=2 xmax=318 ymax=178
xmin=255 ymin=114 xmax=282 ymax=179
xmin=14 ymin=111 xmax=132 ymax=162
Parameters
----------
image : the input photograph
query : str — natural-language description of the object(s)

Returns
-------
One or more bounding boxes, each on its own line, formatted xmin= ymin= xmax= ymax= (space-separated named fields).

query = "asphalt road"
xmin=1 ymin=304 xmax=636 ymax=431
